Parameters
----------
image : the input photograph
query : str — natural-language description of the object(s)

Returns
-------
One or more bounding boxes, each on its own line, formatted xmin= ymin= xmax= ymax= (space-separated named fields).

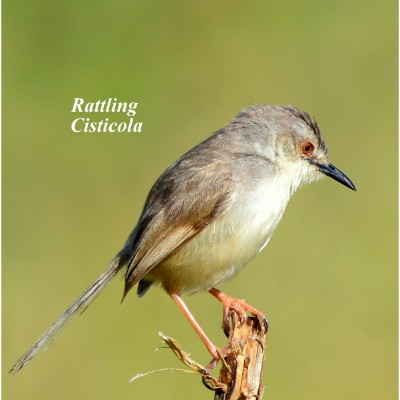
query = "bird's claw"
xmin=219 ymin=296 xmax=268 ymax=336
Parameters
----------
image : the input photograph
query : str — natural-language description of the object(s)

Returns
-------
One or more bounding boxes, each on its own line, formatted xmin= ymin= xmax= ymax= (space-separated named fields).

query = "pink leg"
xmin=170 ymin=293 xmax=220 ymax=362
xmin=209 ymin=288 xmax=267 ymax=336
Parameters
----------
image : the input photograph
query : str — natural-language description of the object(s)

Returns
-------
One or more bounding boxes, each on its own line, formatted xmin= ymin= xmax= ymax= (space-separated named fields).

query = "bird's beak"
xmin=311 ymin=160 xmax=356 ymax=191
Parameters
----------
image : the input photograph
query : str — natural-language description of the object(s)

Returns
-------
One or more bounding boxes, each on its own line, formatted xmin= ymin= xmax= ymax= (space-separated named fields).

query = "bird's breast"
xmin=148 ymin=177 xmax=292 ymax=294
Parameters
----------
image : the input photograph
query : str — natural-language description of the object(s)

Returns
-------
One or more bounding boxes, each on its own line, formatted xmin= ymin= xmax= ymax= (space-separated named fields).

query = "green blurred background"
xmin=3 ymin=1 xmax=397 ymax=399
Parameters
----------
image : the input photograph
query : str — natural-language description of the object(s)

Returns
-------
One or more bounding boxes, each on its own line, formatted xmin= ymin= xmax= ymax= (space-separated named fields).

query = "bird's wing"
xmin=122 ymin=155 xmax=234 ymax=298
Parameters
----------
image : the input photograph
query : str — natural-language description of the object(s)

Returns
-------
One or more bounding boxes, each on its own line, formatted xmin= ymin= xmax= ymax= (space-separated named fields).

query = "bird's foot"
xmin=205 ymin=346 xmax=231 ymax=372
xmin=209 ymin=288 xmax=268 ymax=337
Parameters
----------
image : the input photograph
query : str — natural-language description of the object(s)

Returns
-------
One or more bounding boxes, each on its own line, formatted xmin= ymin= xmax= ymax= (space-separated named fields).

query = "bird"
xmin=10 ymin=104 xmax=356 ymax=374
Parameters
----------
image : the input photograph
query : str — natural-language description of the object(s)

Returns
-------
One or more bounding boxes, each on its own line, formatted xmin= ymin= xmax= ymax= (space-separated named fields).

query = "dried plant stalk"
xmin=160 ymin=308 xmax=268 ymax=400
xmin=214 ymin=311 xmax=268 ymax=400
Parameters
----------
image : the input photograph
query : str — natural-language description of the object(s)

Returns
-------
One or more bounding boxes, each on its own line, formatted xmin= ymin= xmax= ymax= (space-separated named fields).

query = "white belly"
xmin=148 ymin=177 xmax=291 ymax=294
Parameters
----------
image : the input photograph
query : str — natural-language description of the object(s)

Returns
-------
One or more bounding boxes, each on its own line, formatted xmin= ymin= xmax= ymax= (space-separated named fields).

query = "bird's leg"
xmin=209 ymin=288 xmax=268 ymax=336
xmin=169 ymin=293 xmax=223 ymax=369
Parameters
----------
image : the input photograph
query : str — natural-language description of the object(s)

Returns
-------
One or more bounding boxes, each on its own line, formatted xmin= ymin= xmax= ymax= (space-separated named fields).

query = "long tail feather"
xmin=10 ymin=255 xmax=122 ymax=374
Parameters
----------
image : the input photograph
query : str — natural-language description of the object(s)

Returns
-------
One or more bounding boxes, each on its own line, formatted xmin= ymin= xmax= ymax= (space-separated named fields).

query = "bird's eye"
xmin=301 ymin=141 xmax=315 ymax=155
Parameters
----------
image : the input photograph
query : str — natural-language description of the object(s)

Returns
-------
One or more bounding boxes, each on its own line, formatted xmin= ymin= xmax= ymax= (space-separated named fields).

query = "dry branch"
xmin=160 ymin=308 xmax=268 ymax=399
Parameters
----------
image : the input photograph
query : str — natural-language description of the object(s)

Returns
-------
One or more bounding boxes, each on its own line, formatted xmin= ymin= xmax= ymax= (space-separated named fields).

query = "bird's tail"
xmin=10 ymin=255 xmax=123 ymax=374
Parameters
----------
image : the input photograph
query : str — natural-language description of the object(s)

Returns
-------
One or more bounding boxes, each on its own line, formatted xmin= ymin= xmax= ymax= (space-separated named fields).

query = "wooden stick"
xmin=214 ymin=311 xmax=268 ymax=400
xmin=160 ymin=308 xmax=268 ymax=399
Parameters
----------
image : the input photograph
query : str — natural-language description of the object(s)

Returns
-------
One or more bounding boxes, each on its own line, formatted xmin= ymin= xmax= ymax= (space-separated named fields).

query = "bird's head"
xmin=231 ymin=105 xmax=356 ymax=193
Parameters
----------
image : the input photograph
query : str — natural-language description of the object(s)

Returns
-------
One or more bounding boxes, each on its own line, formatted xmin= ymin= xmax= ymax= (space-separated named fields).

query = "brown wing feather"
xmin=122 ymin=147 xmax=234 ymax=299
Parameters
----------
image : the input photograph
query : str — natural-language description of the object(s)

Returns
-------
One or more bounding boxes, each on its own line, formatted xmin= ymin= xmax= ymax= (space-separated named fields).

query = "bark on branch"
xmin=160 ymin=309 xmax=268 ymax=399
